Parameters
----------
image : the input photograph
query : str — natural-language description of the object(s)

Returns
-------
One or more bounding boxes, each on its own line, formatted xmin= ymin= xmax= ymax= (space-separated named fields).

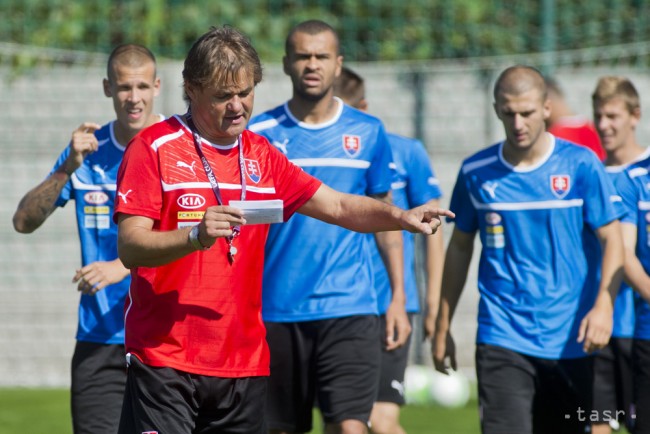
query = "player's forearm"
xmin=619 ymin=223 xmax=650 ymax=302
xmin=375 ymin=230 xmax=406 ymax=304
xmin=425 ymin=231 xmax=445 ymax=316
xmin=300 ymin=185 xmax=405 ymax=232
xmin=436 ymin=236 xmax=473 ymax=332
xmin=596 ymin=224 xmax=625 ymax=308
xmin=624 ymin=252 xmax=650 ymax=303
xmin=337 ymin=193 xmax=405 ymax=233
xmin=13 ymin=169 xmax=69 ymax=233
xmin=118 ymin=224 xmax=196 ymax=269
xmin=107 ymin=258 xmax=131 ymax=282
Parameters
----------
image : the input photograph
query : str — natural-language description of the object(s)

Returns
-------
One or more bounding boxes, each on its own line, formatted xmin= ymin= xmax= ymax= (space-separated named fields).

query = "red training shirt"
xmin=114 ymin=115 xmax=321 ymax=377
xmin=548 ymin=117 xmax=605 ymax=161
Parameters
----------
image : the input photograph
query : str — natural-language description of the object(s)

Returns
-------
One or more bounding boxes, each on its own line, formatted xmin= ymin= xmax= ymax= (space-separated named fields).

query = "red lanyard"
xmin=185 ymin=111 xmax=245 ymax=263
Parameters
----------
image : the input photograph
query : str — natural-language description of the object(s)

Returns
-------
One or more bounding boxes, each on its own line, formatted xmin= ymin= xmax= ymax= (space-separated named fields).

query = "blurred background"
xmin=2 ymin=0 xmax=650 ymax=390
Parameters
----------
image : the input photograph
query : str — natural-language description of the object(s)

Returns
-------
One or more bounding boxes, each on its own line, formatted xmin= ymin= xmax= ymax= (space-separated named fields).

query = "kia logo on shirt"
xmin=177 ymin=194 xmax=206 ymax=209
xmin=84 ymin=191 xmax=109 ymax=205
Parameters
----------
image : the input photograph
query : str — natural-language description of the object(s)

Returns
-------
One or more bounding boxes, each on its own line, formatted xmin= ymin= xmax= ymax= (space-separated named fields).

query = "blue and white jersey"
xmin=51 ymin=121 xmax=131 ymax=344
xmin=372 ymin=133 xmax=442 ymax=314
xmin=605 ymin=152 xmax=650 ymax=338
xmin=249 ymin=99 xmax=394 ymax=322
xmin=450 ymin=135 xmax=623 ymax=359
xmin=614 ymin=154 xmax=650 ymax=340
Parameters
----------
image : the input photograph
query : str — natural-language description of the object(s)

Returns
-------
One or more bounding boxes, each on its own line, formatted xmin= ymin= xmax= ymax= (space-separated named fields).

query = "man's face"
xmin=103 ymin=61 xmax=160 ymax=141
xmin=593 ymin=97 xmax=639 ymax=153
xmin=283 ymin=30 xmax=343 ymax=101
xmin=186 ymin=69 xmax=255 ymax=145
xmin=494 ymin=88 xmax=550 ymax=152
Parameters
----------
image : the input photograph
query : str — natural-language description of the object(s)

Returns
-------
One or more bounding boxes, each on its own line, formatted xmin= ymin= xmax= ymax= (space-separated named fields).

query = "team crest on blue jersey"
xmin=550 ymin=175 xmax=571 ymax=198
xmin=244 ymin=159 xmax=262 ymax=183
xmin=342 ymin=135 xmax=361 ymax=157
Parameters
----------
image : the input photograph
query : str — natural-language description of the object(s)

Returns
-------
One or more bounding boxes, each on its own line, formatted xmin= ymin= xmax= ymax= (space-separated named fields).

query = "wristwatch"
xmin=189 ymin=225 xmax=210 ymax=251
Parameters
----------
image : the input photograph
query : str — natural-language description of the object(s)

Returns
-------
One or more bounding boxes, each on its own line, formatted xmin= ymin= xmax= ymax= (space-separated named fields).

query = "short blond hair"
xmin=107 ymin=44 xmax=156 ymax=83
xmin=591 ymin=76 xmax=640 ymax=113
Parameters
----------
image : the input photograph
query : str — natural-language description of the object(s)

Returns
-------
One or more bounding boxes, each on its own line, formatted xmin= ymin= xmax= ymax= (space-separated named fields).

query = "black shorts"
xmin=118 ymin=354 xmax=267 ymax=434
xmin=476 ymin=344 xmax=593 ymax=434
xmin=592 ymin=337 xmax=634 ymax=428
xmin=265 ymin=315 xmax=380 ymax=432
xmin=634 ymin=339 xmax=650 ymax=434
xmin=376 ymin=314 xmax=413 ymax=405
xmin=71 ymin=341 xmax=127 ymax=434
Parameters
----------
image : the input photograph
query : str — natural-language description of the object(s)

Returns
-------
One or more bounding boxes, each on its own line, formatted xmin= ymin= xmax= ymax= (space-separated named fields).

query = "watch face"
xmin=190 ymin=225 xmax=205 ymax=250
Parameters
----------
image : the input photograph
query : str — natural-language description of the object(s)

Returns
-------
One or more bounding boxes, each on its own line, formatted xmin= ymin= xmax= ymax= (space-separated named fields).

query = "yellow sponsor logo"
xmin=486 ymin=225 xmax=504 ymax=234
xmin=178 ymin=211 xmax=205 ymax=220
xmin=84 ymin=206 xmax=110 ymax=214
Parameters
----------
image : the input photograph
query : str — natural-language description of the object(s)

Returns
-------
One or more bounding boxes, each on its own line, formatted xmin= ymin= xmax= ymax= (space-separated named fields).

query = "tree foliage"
xmin=1 ymin=0 xmax=649 ymax=62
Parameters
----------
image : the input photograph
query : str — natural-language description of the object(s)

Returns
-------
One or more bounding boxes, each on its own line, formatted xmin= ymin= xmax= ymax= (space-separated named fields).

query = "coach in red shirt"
xmin=113 ymin=26 xmax=452 ymax=434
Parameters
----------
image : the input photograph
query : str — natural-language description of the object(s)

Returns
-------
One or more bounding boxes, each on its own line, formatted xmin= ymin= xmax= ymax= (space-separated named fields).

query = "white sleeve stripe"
xmin=151 ymin=129 xmax=186 ymax=151
xmin=161 ymin=180 xmax=276 ymax=194
xmin=462 ymin=155 xmax=499 ymax=174
xmin=291 ymin=158 xmax=371 ymax=169
xmin=469 ymin=195 xmax=584 ymax=211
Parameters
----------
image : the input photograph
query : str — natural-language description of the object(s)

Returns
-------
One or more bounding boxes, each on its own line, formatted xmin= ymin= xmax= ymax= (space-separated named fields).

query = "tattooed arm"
xmin=13 ymin=122 xmax=100 ymax=233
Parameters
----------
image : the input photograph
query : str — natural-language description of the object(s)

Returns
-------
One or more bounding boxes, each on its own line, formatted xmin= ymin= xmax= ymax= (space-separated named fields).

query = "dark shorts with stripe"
xmin=118 ymin=354 xmax=267 ymax=434
xmin=476 ymin=344 xmax=593 ymax=434
xmin=376 ymin=314 xmax=413 ymax=405
xmin=633 ymin=338 xmax=650 ymax=434
xmin=71 ymin=341 xmax=127 ymax=434
xmin=265 ymin=315 xmax=380 ymax=433
xmin=592 ymin=337 xmax=634 ymax=428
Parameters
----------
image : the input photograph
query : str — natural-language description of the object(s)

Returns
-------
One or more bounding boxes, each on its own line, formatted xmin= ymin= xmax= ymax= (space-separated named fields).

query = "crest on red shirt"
xmin=244 ymin=159 xmax=262 ymax=183
xmin=342 ymin=135 xmax=361 ymax=157
xmin=550 ymin=175 xmax=571 ymax=198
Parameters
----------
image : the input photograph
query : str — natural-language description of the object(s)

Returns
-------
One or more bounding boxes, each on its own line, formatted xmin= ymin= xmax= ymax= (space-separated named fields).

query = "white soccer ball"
xmin=404 ymin=365 xmax=435 ymax=405
xmin=429 ymin=369 xmax=471 ymax=408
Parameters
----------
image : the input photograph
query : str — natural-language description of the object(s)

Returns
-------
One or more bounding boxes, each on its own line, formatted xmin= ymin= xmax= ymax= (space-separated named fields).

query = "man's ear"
xmin=282 ymin=55 xmax=290 ymax=76
xmin=184 ymin=82 xmax=196 ymax=101
xmin=103 ymin=78 xmax=112 ymax=98
xmin=153 ymin=77 xmax=161 ymax=97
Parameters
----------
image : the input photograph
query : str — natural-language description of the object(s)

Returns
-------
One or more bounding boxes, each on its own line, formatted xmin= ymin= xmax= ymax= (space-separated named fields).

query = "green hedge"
xmin=0 ymin=0 xmax=649 ymax=62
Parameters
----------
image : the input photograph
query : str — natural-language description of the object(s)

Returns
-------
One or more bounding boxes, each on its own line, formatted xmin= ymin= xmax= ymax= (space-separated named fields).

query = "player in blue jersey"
xmin=249 ymin=20 xmax=410 ymax=434
xmin=334 ymin=66 xmax=445 ymax=434
xmin=600 ymin=77 xmax=650 ymax=434
xmin=432 ymin=65 xmax=624 ymax=434
xmin=591 ymin=76 xmax=646 ymax=434
xmin=12 ymin=44 xmax=161 ymax=434
xmin=614 ymin=153 xmax=650 ymax=434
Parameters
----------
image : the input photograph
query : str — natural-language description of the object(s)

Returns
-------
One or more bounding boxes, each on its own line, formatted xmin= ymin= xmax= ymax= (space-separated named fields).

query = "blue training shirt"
xmin=51 ymin=121 xmax=132 ymax=344
xmin=607 ymin=160 xmax=649 ymax=338
xmin=249 ymin=99 xmax=394 ymax=322
xmin=372 ymin=133 xmax=442 ymax=314
xmin=613 ymin=154 xmax=650 ymax=341
xmin=450 ymin=135 xmax=623 ymax=359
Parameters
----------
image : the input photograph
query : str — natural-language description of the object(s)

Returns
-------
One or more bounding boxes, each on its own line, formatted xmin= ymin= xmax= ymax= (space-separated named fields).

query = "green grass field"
xmin=0 ymin=388 xmax=480 ymax=434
